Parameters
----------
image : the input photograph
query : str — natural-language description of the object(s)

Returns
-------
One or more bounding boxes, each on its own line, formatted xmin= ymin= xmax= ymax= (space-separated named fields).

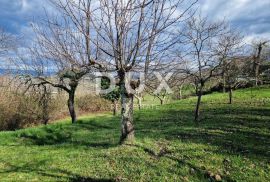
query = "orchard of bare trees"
xmin=0 ymin=0 xmax=269 ymax=144
xmin=1 ymin=1 xmax=270 ymax=181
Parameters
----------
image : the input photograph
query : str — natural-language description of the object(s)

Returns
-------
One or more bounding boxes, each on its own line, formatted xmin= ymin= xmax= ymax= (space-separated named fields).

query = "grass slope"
xmin=0 ymin=87 xmax=270 ymax=181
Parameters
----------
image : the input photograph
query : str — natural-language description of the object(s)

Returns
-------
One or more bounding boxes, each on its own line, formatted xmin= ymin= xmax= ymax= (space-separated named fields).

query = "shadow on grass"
xmin=0 ymin=100 xmax=269 ymax=181
xmin=15 ymin=102 xmax=270 ymax=162
xmin=0 ymin=159 xmax=115 ymax=182
xmin=125 ymin=143 xmax=236 ymax=182
xmin=134 ymin=104 xmax=270 ymax=161
xmin=17 ymin=117 xmax=120 ymax=149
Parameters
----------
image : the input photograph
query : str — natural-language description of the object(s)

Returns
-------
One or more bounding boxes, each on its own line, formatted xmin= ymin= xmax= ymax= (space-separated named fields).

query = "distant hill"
xmin=0 ymin=68 xmax=54 ymax=76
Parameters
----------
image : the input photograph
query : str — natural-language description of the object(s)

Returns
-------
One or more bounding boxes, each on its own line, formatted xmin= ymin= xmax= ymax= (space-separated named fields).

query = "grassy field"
xmin=0 ymin=86 xmax=269 ymax=181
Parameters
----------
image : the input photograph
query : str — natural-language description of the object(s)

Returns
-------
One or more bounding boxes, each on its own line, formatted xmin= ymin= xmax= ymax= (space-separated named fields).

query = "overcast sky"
xmin=0 ymin=0 xmax=269 ymax=44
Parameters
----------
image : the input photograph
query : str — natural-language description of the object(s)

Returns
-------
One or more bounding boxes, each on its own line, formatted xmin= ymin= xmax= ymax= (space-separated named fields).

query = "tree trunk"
xmin=41 ymin=86 xmax=50 ymax=125
xmin=134 ymin=94 xmax=142 ymax=110
xmin=42 ymin=100 xmax=49 ymax=125
xmin=160 ymin=98 xmax=164 ymax=105
xmin=229 ymin=86 xmax=233 ymax=104
xmin=255 ymin=64 xmax=260 ymax=86
xmin=68 ymin=90 xmax=77 ymax=124
xmin=178 ymin=85 xmax=183 ymax=99
xmin=195 ymin=84 xmax=198 ymax=96
xmin=222 ymin=74 xmax=226 ymax=93
xmin=222 ymin=59 xmax=226 ymax=93
xmin=119 ymin=74 xmax=135 ymax=144
xmin=254 ymin=44 xmax=263 ymax=86
xmin=138 ymin=97 xmax=142 ymax=110
xmin=195 ymin=88 xmax=202 ymax=122
xmin=113 ymin=100 xmax=118 ymax=115
xmin=42 ymin=103 xmax=49 ymax=125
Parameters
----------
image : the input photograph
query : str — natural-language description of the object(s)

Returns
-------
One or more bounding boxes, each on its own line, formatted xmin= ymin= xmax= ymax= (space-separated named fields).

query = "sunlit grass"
xmin=0 ymin=86 xmax=269 ymax=181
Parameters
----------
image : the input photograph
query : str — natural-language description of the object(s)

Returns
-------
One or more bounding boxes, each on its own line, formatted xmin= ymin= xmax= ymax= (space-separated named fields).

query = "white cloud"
xmin=199 ymin=0 xmax=270 ymax=43
xmin=244 ymin=32 xmax=270 ymax=44
xmin=1 ymin=0 xmax=269 ymax=46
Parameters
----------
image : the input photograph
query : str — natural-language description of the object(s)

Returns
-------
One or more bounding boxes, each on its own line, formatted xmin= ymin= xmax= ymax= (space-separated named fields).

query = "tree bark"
xmin=119 ymin=74 xmax=135 ymax=144
xmin=160 ymin=98 xmax=164 ymax=105
xmin=42 ymin=99 xmax=49 ymax=125
xmin=195 ymin=88 xmax=202 ymax=122
xmin=222 ymin=74 xmax=226 ymax=93
xmin=137 ymin=97 xmax=142 ymax=110
xmin=195 ymin=84 xmax=198 ymax=96
xmin=229 ymin=86 xmax=233 ymax=104
xmin=113 ymin=100 xmax=118 ymax=115
xmin=68 ymin=90 xmax=77 ymax=123
xmin=178 ymin=85 xmax=183 ymax=99
xmin=40 ymin=86 xmax=50 ymax=125
xmin=254 ymin=44 xmax=263 ymax=86
xmin=255 ymin=64 xmax=260 ymax=86
xmin=134 ymin=94 xmax=142 ymax=110
xmin=222 ymin=59 xmax=226 ymax=93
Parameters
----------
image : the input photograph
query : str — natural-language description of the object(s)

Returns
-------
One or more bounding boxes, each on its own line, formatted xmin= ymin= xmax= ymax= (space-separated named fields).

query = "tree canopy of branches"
xmin=16 ymin=47 xmax=90 ymax=124
xmin=215 ymin=28 xmax=243 ymax=93
xmin=252 ymin=40 xmax=269 ymax=86
xmin=15 ymin=0 xmax=104 ymax=123
xmin=0 ymin=28 xmax=17 ymax=57
xmin=93 ymin=0 xmax=198 ymax=143
xmin=178 ymin=16 xmax=231 ymax=122
xmin=16 ymin=0 xmax=198 ymax=143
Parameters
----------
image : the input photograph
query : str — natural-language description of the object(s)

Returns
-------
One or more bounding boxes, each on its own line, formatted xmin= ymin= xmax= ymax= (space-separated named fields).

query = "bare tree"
xmin=146 ymin=85 xmax=171 ymax=105
xmin=0 ymin=28 xmax=18 ymax=75
xmin=15 ymin=0 xmax=106 ymax=123
xmin=252 ymin=40 xmax=269 ymax=86
xmin=0 ymin=28 xmax=17 ymax=56
xmin=213 ymin=29 xmax=244 ymax=104
xmin=14 ymin=42 xmax=90 ymax=124
xmin=33 ymin=0 xmax=198 ymax=143
xmin=223 ymin=58 xmax=244 ymax=104
xmin=91 ymin=0 xmax=198 ymax=143
xmin=170 ymin=71 xmax=190 ymax=100
xmin=178 ymin=16 xmax=228 ymax=122
xmin=134 ymin=93 xmax=143 ymax=109
xmin=215 ymin=29 xmax=243 ymax=93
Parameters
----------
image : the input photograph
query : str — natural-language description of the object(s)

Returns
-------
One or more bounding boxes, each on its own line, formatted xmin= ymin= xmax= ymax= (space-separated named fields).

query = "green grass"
xmin=0 ymin=86 xmax=270 ymax=181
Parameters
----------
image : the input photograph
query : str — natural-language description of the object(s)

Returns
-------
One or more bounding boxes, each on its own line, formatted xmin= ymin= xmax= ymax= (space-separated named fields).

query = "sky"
xmin=0 ymin=0 xmax=269 ymax=44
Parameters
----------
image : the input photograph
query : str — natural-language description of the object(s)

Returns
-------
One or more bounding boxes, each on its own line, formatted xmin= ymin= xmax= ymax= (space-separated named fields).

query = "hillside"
xmin=0 ymin=87 xmax=269 ymax=181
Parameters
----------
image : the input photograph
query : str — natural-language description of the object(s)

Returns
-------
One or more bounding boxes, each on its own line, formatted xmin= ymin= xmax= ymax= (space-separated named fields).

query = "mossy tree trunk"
xmin=229 ymin=86 xmax=233 ymax=104
xmin=119 ymin=72 xmax=135 ymax=144
xmin=113 ymin=100 xmax=118 ymax=116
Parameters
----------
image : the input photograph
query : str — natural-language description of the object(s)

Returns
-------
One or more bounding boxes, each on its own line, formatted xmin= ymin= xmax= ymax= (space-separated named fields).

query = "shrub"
xmin=0 ymin=79 xmax=112 ymax=131
xmin=0 ymin=86 xmax=66 ymax=130
xmin=76 ymin=95 xmax=111 ymax=113
xmin=0 ymin=91 xmax=40 ymax=130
